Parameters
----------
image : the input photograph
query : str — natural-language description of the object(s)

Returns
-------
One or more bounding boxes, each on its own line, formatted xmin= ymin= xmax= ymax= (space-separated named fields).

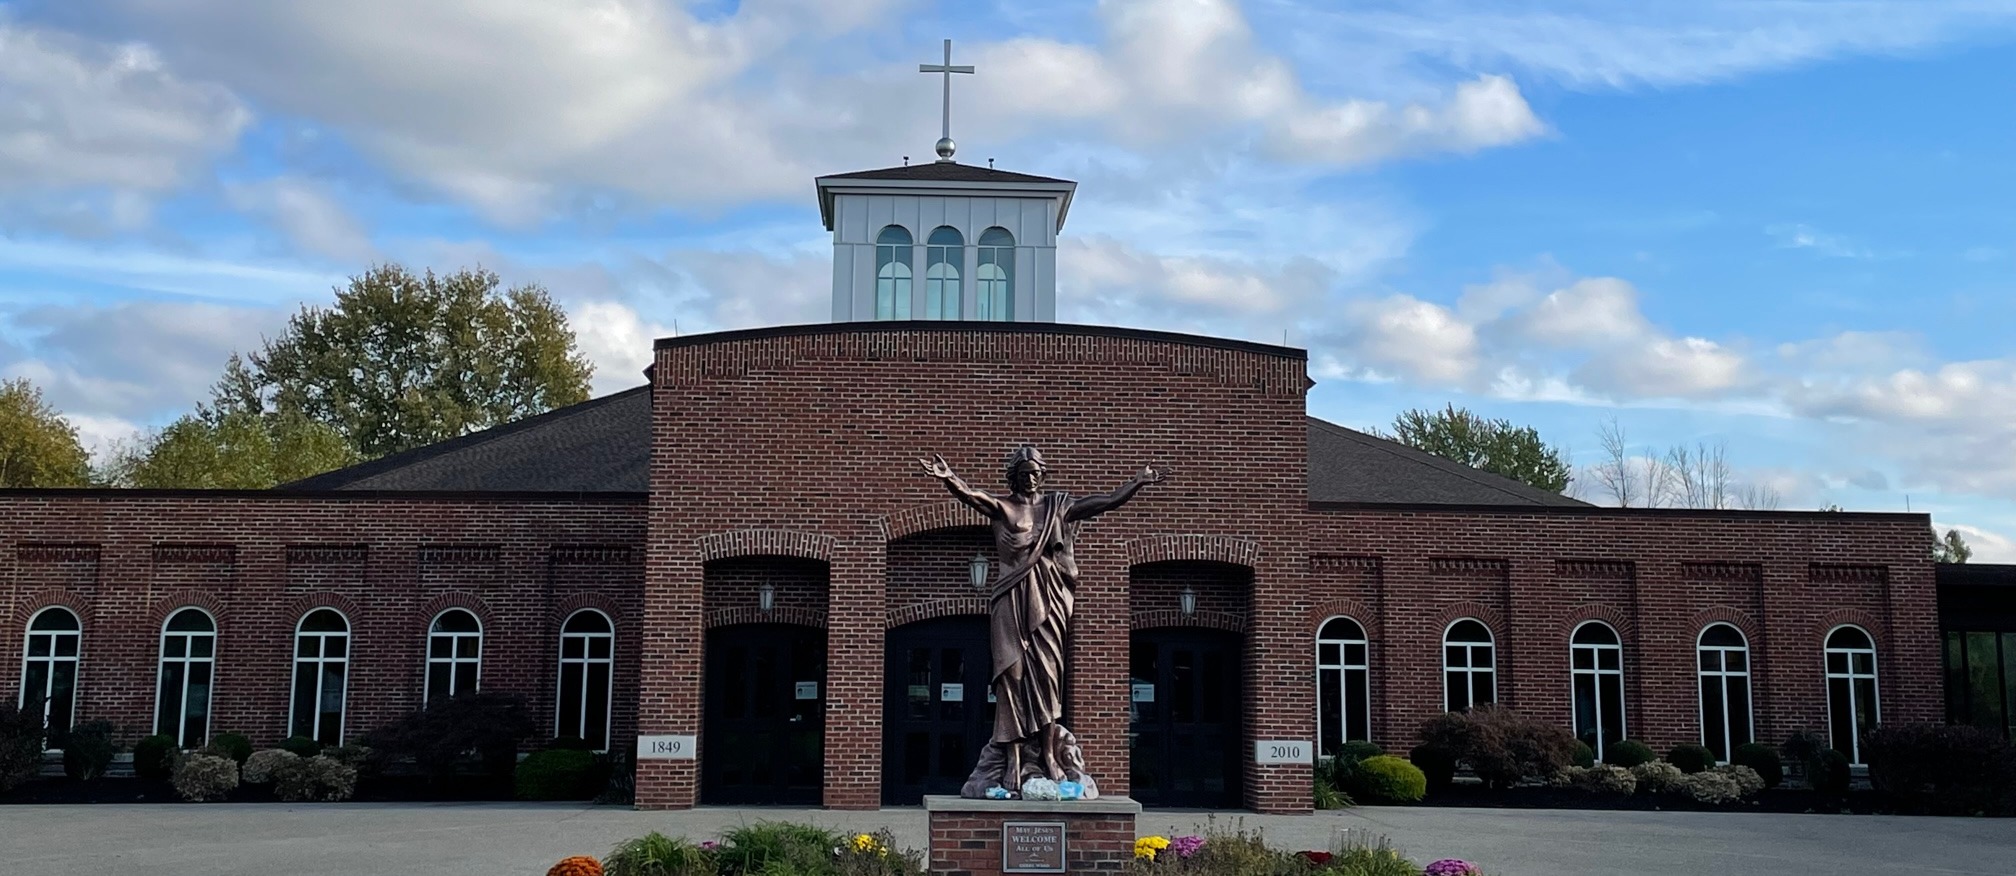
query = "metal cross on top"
xmin=918 ymin=38 xmax=974 ymax=162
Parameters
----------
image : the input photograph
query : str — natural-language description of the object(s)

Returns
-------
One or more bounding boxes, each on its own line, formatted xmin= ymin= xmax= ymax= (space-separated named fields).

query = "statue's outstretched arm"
xmin=1065 ymin=466 xmax=1167 ymax=521
xmin=919 ymin=453 xmax=1006 ymax=518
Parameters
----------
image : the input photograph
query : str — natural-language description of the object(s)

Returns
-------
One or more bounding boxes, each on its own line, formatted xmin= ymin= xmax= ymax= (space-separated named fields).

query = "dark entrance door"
xmin=883 ymin=616 xmax=995 ymax=805
xmin=702 ymin=623 xmax=825 ymax=805
xmin=1129 ymin=627 xmax=1243 ymax=808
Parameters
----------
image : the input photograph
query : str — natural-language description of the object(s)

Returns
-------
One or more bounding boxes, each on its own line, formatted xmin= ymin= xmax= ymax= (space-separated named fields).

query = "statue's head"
xmin=1004 ymin=445 xmax=1047 ymax=495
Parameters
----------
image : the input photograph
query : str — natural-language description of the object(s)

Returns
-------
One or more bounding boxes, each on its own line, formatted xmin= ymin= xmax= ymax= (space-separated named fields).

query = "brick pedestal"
xmin=924 ymin=795 xmax=1141 ymax=875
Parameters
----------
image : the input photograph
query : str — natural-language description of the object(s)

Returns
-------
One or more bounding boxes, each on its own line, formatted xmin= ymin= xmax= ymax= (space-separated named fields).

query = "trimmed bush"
xmin=1732 ymin=742 xmax=1783 ymax=789
xmin=133 ymin=734 xmax=180 ymax=781
xmin=1417 ymin=705 xmax=1580 ymax=788
xmin=1809 ymin=749 xmax=1852 ymax=796
xmin=273 ymin=754 xmax=357 ymax=802
xmin=1345 ymin=754 xmax=1426 ymax=804
xmin=243 ymin=748 xmax=300 ymax=784
xmin=172 ymin=752 xmax=239 ymax=802
xmin=516 ymin=749 xmax=599 ymax=801
xmin=0 ymin=702 xmax=44 ymax=793
xmin=278 ymin=736 xmax=321 ymax=758
xmin=1864 ymin=722 xmax=2016 ymax=815
xmin=1571 ymin=741 xmax=1596 ymax=768
xmin=1677 ymin=770 xmax=1744 ymax=804
xmin=1667 ymin=743 xmax=1715 ymax=774
xmin=1629 ymin=761 xmax=1685 ymax=795
xmin=207 ymin=732 xmax=253 ymax=765
xmin=1410 ymin=744 xmax=1457 ymax=792
xmin=1716 ymin=764 xmax=1766 ymax=798
xmin=61 ymin=720 xmax=117 ymax=781
xmin=1571 ymin=764 xmax=1637 ymax=795
xmin=362 ymin=691 xmax=534 ymax=783
xmin=322 ymin=743 xmax=376 ymax=774
xmin=1606 ymin=739 xmax=1657 ymax=768
xmin=1317 ymin=740 xmax=1385 ymax=791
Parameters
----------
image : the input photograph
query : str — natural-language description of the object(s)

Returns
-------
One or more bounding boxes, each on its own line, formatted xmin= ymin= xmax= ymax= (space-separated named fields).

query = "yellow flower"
xmin=1134 ymin=836 xmax=1171 ymax=861
xmin=851 ymin=834 xmax=887 ymax=855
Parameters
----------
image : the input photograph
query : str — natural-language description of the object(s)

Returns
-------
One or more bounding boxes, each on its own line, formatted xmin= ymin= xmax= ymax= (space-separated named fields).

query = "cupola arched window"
xmin=1570 ymin=621 xmax=1626 ymax=762
xmin=1443 ymin=619 xmax=1496 ymax=712
xmin=156 ymin=608 xmax=216 ymax=747
xmin=1315 ymin=616 xmax=1370 ymax=756
xmin=1825 ymin=625 xmax=1879 ymax=765
xmin=1697 ymin=623 xmax=1753 ymax=762
xmin=976 ymin=227 xmax=1014 ymax=321
xmin=875 ymin=226 xmax=913 ymax=320
xmin=925 ymin=226 xmax=963 ymax=320
xmin=19 ymin=607 xmax=81 ymax=747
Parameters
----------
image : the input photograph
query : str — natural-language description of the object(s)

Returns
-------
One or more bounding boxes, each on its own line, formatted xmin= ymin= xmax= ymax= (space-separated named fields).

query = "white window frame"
xmin=875 ymin=225 xmax=913 ymax=320
xmin=1568 ymin=620 xmax=1626 ymax=762
xmin=556 ymin=609 xmax=615 ymax=752
xmin=1441 ymin=618 xmax=1497 ymax=713
xmin=424 ymin=608 xmax=484 ymax=704
xmin=925 ymin=226 xmax=963 ymax=320
xmin=976 ymin=226 xmax=1015 ymax=321
xmin=289 ymin=608 xmax=351 ymax=745
xmin=1696 ymin=623 xmax=1754 ymax=763
xmin=154 ymin=607 xmax=218 ymax=748
xmin=1823 ymin=624 xmax=1881 ymax=766
xmin=19 ymin=606 xmax=82 ymax=748
xmin=1315 ymin=615 xmax=1371 ymax=755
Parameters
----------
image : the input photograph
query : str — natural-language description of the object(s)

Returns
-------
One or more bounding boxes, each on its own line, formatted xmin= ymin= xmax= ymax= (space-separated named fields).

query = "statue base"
xmin=924 ymin=795 xmax=1140 ymax=875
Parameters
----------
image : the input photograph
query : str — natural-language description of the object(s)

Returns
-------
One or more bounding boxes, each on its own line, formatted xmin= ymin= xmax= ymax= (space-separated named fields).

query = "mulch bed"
xmin=1 ymin=774 xmax=526 ymax=805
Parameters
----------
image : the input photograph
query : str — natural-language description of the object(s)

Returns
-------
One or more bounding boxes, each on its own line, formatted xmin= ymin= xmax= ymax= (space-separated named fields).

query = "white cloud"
xmin=1331 ymin=295 xmax=1479 ymax=383
xmin=1275 ymin=74 xmax=1546 ymax=165
xmin=224 ymin=177 xmax=377 ymax=263
xmin=0 ymin=299 xmax=282 ymax=421
xmin=1943 ymin=522 xmax=2016 ymax=564
xmin=1766 ymin=223 xmax=1876 ymax=259
xmin=1578 ymin=336 xmax=1749 ymax=399
xmin=1508 ymin=277 xmax=1651 ymax=347
xmin=567 ymin=299 xmax=672 ymax=396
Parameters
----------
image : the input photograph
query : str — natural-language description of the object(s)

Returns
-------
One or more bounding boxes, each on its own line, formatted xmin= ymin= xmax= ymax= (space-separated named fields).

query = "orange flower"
xmin=546 ymin=855 xmax=604 ymax=876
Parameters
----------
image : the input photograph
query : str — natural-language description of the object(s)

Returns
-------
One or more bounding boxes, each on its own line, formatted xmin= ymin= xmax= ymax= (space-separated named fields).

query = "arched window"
xmin=19 ymin=607 xmax=81 ymax=747
xmin=1443 ymin=619 xmax=1496 ymax=712
xmin=875 ymin=226 xmax=913 ymax=320
xmin=425 ymin=609 xmax=483 ymax=704
xmin=557 ymin=610 xmax=614 ymax=751
xmin=1570 ymin=622 xmax=1626 ymax=762
xmin=290 ymin=609 xmax=350 ymax=744
xmin=155 ymin=609 xmax=216 ymax=747
xmin=1315 ymin=616 xmax=1370 ymax=756
xmin=1697 ymin=623 xmax=1753 ymax=762
xmin=1825 ymin=626 xmax=1880 ymax=765
xmin=925 ymin=226 xmax=963 ymax=320
xmin=976 ymin=227 xmax=1014 ymax=321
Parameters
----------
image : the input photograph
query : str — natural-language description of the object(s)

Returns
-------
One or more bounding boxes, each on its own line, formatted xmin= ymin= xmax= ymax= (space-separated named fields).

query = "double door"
xmin=883 ymin=616 xmax=996 ymax=805
xmin=1129 ymin=627 xmax=1243 ymax=808
xmin=701 ymin=623 xmax=825 ymax=805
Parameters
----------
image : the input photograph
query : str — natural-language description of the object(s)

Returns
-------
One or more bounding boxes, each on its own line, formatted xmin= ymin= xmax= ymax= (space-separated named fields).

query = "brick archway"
xmin=1125 ymin=535 xmax=1260 ymax=569
xmin=878 ymin=500 xmax=990 ymax=542
xmin=695 ymin=529 xmax=835 ymax=563
xmin=148 ymin=591 xmax=229 ymax=630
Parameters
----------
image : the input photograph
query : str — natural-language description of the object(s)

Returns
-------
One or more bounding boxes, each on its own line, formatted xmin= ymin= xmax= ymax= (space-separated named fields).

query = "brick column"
xmin=1633 ymin=561 xmax=1691 ymax=751
xmin=1757 ymin=562 xmax=1807 ymax=747
xmin=1246 ymin=552 xmax=1312 ymax=813
xmin=634 ymin=533 xmax=701 ymax=809
xmin=1884 ymin=561 xmax=1943 ymax=724
xmin=1504 ymin=558 xmax=1563 ymax=728
xmin=1066 ymin=536 xmax=1129 ymax=797
xmin=823 ymin=531 xmax=885 ymax=809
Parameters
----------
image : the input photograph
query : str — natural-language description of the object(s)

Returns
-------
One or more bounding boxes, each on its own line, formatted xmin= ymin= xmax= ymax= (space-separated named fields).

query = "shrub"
xmin=1571 ymin=740 xmax=1596 ymax=768
xmin=171 ymin=752 xmax=239 ymax=802
xmin=1716 ymin=764 xmax=1765 ymax=798
xmin=596 ymin=750 xmax=635 ymax=805
xmin=1326 ymin=828 xmax=1420 ymax=876
xmin=278 ymin=736 xmax=321 ymax=758
xmin=1312 ymin=773 xmax=1352 ymax=809
xmin=1732 ymin=742 xmax=1782 ymax=789
xmin=1666 ymin=743 xmax=1714 ymax=774
xmin=1409 ymin=744 xmax=1457 ymax=792
xmin=1316 ymin=740 xmax=1384 ymax=794
xmin=1676 ymin=769 xmax=1744 ymax=804
xmin=1417 ymin=705 xmax=1580 ymax=788
xmin=1605 ymin=739 xmax=1657 ymax=768
xmin=243 ymin=749 xmax=299 ymax=784
xmin=1345 ymin=755 xmax=1426 ymax=804
xmin=603 ymin=832 xmax=711 ymax=876
xmin=515 ymin=749 xmax=599 ymax=801
xmin=1808 ymin=749 xmax=1852 ymax=796
xmin=1630 ymin=761 xmax=1685 ymax=795
xmin=207 ymin=732 xmax=253 ymax=765
xmin=547 ymin=736 xmax=594 ymax=751
xmin=714 ymin=822 xmax=843 ymax=876
xmin=362 ymin=691 xmax=534 ymax=783
xmin=272 ymin=754 xmax=357 ymax=802
xmin=0 ymin=702 xmax=44 ymax=793
xmin=1864 ymin=722 xmax=2016 ymax=815
xmin=1571 ymin=764 xmax=1636 ymax=795
xmin=321 ymin=743 xmax=377 ymax=775
xmin=61 ymin=720 xmax=117 ymax=781
xmin=133 ymin=734 xmax=180 ymax=781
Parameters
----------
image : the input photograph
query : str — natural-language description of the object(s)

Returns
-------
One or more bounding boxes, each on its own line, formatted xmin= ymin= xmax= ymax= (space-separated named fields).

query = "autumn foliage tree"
xmin=1378 ymin=404 xmax=1573 ymax=493
xmin=0 ymin=378 xmax=92 ymax=487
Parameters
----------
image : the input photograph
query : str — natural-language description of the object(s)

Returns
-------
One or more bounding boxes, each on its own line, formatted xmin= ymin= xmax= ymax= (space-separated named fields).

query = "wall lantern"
xmin=1180 ymin=585 xmax=1197 ymax=616
xmin=969 ymin=552 xmax=990 ymax=591
xmin=759 ymin=582 xmax=775 ymax=612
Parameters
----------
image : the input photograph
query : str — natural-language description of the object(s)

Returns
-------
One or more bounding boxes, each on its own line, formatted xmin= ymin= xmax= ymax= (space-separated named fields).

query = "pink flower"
xmin=1424 ymin=859 xmax=1480 ymax=876
xmin=1170 ymin=836 xmax=1205 ymax=859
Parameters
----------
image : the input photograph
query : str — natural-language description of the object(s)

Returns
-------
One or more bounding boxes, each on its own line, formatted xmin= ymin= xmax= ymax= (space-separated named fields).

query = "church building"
xmin=5 ymin=45 xmax=1997 ymax=814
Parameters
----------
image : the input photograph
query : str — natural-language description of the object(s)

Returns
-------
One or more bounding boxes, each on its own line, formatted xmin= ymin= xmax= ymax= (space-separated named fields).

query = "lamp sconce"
xmin=969 ymin=552 xmax=990 ymax=591
xmin=758 ymin=582 xmax=775 ymax=613
xmin=1179 ymin=584 xmax=1197 ymax=616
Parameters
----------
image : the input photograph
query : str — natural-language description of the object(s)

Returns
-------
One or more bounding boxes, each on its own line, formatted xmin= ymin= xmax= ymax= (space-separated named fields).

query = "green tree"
xmin=1378 ymin=403 xmax=1573 ymax=493
xmin=107 ymin=408 xmax=357 ymax=489
xmin=0 ymin=377 xmax=92 ymax=487
xmin=252 ymin=264 xmax=594 ymax=458
xmin=1933 ymin=527 xmax=1972 ymax=564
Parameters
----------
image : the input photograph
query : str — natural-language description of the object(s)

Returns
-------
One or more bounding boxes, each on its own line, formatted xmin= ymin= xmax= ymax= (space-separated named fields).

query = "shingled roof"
xmin=815 ymin=163 xmax=1074 ymax=185
xmin=285 ymin=386 xmax=1587 ymax=507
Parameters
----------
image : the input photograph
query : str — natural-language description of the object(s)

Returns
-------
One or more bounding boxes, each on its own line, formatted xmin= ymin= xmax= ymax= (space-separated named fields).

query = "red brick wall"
xmin=0 ymin=494 xmax=644 ymax=752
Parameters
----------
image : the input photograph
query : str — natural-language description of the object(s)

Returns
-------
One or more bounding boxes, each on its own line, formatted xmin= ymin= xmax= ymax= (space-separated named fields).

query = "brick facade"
xmin=1 ymin=322 xmax=1938 ymax=815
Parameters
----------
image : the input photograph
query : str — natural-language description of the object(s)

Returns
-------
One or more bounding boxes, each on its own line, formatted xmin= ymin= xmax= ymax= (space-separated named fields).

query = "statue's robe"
xmin=988 ymin=490 xmax=1078 ymax=744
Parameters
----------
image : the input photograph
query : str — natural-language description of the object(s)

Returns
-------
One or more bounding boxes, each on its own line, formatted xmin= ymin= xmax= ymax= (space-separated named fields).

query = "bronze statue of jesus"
xmin=919 ymin=445 xmax=1165 ymax=797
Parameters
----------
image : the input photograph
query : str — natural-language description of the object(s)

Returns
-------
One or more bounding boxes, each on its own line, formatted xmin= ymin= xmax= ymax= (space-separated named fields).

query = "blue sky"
xmin=3 ymin=0 xmax=2014 ymax=557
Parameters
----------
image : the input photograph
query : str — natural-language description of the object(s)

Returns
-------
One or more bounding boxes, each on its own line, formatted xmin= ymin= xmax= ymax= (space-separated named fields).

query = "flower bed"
xmin=550 ymin=823 xmax=925 ymax=876
xmin=1127 ymin=819 xmax=1478 ymax=875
